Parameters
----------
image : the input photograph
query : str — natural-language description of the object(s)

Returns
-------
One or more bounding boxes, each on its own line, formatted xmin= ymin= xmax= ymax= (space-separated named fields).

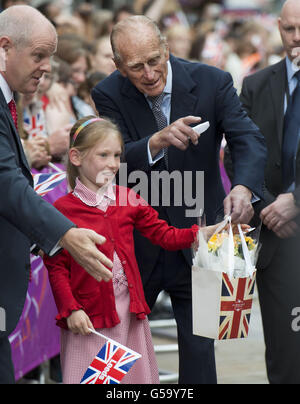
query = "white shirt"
xmin=0 ymin=73 xmax=13 ymax=104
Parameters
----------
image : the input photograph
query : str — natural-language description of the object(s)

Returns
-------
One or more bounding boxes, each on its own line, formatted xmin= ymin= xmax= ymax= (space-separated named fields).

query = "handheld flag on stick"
xmin=80 ymin=329 xmax=142 ymax=385
xmin=33 ymin=172 xmax=66 ymax=196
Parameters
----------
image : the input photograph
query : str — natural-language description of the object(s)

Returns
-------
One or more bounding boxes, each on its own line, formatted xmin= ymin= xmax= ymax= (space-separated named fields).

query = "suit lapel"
xmin=121 ymin=78 xmax=158 ymax=140
xmin=268 ymin=60 xmax=287 ymax=149
xmin=0 ymin=89 xmax=32 ymax=177
xmin=169 ymin=56 xmax=198 ymax=172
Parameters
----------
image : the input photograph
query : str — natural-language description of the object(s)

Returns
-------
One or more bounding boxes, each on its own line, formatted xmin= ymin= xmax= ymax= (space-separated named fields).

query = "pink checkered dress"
xmin=60 ymin=179 xmax=159 ymax=384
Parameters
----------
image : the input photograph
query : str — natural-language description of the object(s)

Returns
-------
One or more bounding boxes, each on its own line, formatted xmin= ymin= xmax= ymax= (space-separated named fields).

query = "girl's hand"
xmin=66 ymin=310 xmax=95 ymax=336
xmin=198 ymin=223 xmax=251 ymax=243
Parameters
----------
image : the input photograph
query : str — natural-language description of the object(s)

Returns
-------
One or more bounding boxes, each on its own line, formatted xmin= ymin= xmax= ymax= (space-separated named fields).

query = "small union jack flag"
xmin=80 ymin=340 xmax=141 ymax=384
xmin=33 ymin=172 xmax=66 ymax=197
xmin=219 ymin=273 xmax=256 ymax=340
xmin=24 ymin=111 xmax=47 ymax=139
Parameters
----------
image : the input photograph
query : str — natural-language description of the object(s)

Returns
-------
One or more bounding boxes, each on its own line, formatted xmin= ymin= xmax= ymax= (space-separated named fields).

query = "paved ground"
xmin=152 ymin=288 xmax=269 ymax=384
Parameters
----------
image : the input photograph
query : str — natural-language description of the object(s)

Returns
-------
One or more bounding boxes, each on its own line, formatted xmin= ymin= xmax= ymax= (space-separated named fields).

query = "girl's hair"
xmin=67 ymin=115 xmax=124 ymax=190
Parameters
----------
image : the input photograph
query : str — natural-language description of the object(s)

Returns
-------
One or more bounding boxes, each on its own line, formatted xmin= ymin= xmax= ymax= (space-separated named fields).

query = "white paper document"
xmin=193 ymin=121 xmax=210 ymax=135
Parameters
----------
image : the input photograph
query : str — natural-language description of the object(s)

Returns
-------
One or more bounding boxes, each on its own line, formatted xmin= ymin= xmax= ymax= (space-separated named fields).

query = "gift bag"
xmin=192 ymin=217 xmax=260 ymax=340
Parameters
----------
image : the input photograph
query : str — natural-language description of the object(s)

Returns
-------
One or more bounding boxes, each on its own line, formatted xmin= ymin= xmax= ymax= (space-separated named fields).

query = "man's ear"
xmin=69 ymin=148 xmax=82 ymax=167
xmin=0 ymin=37 xmax=12 ymax=71
xmin=113 ymin=57 xmax=127 ymax=78
xmin=163 ymin=42 xmax=170 ymax=61
xmin=0 ymin=36 xmax=13 ymax=52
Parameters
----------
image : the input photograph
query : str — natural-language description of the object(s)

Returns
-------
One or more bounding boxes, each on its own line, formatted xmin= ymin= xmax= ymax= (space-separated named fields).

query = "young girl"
xmin=43 ymin=116 xmax=217 ymax=384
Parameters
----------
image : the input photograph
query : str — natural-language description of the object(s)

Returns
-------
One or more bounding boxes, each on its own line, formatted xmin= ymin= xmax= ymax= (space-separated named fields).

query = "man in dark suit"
xmin=92 ymin=16 xmax=267 ymax=384
xmin=0 ymin=5 xmax=113 ymax=384
xmin=225 ymin=0 xmax=300 ymax=384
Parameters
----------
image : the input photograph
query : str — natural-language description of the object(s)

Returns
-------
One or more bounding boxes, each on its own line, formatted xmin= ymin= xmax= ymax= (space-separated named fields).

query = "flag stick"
xmin=88 ymin=328 xmax=111 ymax=341
xmin=88 ymin=328 xmax=142 ymax=358
xmin=48 ymin=162 xmax=64 ymax=173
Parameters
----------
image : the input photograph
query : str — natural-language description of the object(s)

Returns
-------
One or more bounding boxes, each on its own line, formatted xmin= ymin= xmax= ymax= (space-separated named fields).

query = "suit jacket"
xmin=92 ymin=55 xmax=267 ymax=282
xmin=0 ymin=89 xmax=74 ymax=337
xmin=239 ymin=59 xmax=300 ymax=269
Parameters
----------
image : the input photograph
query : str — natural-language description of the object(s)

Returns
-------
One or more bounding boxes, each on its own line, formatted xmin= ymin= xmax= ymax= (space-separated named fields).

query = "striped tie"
xmin=149 ymin=93 xmax=169 ymax=169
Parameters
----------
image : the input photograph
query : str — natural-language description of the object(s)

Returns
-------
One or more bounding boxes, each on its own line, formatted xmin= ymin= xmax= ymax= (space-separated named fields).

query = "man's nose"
xmin=41 ymin=58 xmax=52 ymax=73
xmin=294 ymin=28 xmax=300 ymax=42
xmin=143 ymin=64 xmax=155 ymax=81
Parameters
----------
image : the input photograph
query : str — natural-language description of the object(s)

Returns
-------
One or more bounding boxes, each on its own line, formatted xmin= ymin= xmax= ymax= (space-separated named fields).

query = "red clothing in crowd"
xmin=44 ymin=185 xmax=198 ymax=330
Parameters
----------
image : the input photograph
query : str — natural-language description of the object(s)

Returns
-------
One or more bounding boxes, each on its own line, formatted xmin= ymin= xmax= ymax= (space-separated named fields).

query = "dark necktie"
xmin=149 ymin=93 xmax=169 ymax=169
xmin=282 ymin=70 xmax=300 ymax=191
xmin=8 ymin=99 xmax=18 ymax=131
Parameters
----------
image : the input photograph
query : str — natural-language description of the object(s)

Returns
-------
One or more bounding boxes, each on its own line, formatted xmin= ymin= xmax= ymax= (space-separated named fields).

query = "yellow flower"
xmin=208 ymin=232 xmax=228 ymax=253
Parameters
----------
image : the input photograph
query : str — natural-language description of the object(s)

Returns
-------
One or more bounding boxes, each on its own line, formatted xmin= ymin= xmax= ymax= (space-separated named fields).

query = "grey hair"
xmin=111 ymin=15 xmax=167 ymax=65
xmin=0 ymin=5 xmax=55 ymax=49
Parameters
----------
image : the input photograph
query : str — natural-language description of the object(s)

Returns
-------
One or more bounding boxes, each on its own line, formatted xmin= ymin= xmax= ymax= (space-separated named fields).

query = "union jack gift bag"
xmin=192 ymin=217 xmax=260 ymax=340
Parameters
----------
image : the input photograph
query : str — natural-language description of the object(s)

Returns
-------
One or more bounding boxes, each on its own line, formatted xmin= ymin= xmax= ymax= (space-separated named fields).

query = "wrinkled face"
xmin=278 ymin=5 xmax=300 ymax=64
xmin=115 ymin=28 xmax=170 ymax=97
xmin=73 ymin=134 xmax=122 ymax=192
xmin=2 ymin=25 xmax=57 ymax=94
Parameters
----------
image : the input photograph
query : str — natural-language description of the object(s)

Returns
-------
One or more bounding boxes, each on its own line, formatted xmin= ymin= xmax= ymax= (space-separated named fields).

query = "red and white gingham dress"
xmin=60 ymin=179 xmax=159 ymax=384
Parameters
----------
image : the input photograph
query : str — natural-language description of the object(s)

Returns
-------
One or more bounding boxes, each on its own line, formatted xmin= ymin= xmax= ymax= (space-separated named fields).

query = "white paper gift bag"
xmin=192 ymin=217 xmax=259 ymax=340
xmin=192 ymin=266 xmax=256 ymax=340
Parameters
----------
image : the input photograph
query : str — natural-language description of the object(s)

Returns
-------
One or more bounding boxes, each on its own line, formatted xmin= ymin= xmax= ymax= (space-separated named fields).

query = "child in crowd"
xmin=44 ymin=116 xmax=218 ymax=384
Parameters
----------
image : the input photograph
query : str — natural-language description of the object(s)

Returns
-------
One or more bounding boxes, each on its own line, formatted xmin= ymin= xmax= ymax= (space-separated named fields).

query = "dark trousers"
xmin=144 ymin=249 xmax=217 ymax=384
xmin=257 ymin=236 xmax=300 ymax=384
xmin=0 ymin=337 xmax=15 ymax=384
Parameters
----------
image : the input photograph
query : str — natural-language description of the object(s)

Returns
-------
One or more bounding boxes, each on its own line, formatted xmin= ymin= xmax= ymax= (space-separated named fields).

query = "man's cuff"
xmin=147 ymin=140 xmax=164 ymax=166
xmin=49 ymin=241 xmax=62 ymax=257
xmin=30 ymin=242 xmax=62 ymax=257
xmin=251 ymin=193 xmax=260 ymax=204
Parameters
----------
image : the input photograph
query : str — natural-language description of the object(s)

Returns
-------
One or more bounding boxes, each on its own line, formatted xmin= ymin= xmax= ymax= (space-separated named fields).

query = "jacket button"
xmin=129 ymin=284 xmax=133 ymax=288
xmin=122 ymin=260 xmax=126 ymax=265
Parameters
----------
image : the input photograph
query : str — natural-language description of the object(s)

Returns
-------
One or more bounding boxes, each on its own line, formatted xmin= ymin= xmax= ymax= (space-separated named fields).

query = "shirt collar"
xmin=0 ymin=73 xmax=13 ymax=104
xmin=165 ymin=60 xmax=173 ymax=94
xmin=73 ymin=177 xmax=116 ymax=208
xmin=286 ymin=56 xmax=300 ymax=83
xmin=145 ymin=60 xmax=173 ymax=99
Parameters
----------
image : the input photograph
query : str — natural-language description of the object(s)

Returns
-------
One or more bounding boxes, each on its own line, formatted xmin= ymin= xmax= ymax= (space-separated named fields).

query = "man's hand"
xmin=149 ymin=116 xmax=202 ymax=158
xmin=224 ymin=185 xmax=254 ymax=224
xmin=48 ymin=124 xmax=73 ymax=157
xmin=60 ymin=228 xmax=113 ymax=282
xmin=274 ymin=221 xmax=298 ymax=239
xmin=260 ymin=193 xmax=300 ymax=234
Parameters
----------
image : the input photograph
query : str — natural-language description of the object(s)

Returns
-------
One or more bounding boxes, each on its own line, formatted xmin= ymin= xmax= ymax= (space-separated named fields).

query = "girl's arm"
xmin=43 ymin=251 xmax=84 ymax=322
xmin=133 ymin=197 xmax=216 ymax=250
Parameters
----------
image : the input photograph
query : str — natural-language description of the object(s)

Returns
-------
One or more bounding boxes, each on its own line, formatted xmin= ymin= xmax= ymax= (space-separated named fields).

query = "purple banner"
xmin=9 ymin=164 xmax=68 ymax=380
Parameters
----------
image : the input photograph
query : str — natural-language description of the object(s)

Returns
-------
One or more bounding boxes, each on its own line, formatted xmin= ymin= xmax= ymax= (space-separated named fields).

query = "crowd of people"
xmin=0 ymin=0 xmax=299 ymax=386
xmin=0 ymin=0 xmax=285 ymax=170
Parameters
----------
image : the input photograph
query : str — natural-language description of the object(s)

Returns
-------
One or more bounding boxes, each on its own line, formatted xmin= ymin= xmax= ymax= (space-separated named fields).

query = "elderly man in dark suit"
xmin=224 ymin=0 xmax=300 ymax=384
xmin=92 ymin=15 xmax=267 ymax=384
xmin=0 ymin=5 xmax=113 ymax=384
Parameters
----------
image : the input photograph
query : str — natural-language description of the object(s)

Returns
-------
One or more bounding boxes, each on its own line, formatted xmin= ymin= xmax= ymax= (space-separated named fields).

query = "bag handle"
xmin=237 ymin=223 xmax=255 ymax=278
